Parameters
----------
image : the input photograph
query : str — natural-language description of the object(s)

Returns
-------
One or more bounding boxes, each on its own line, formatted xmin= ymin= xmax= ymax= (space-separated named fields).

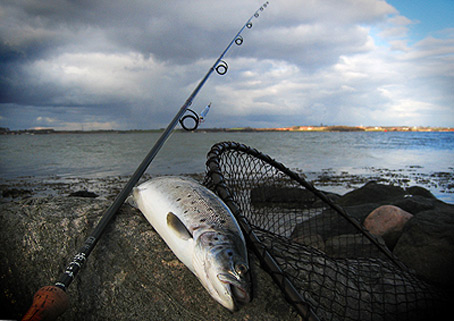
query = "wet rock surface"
xmin=0 ymin=195 xmax=298 ymax=321
xmin=291 ymin=181 xmax=454 ymax=288
xmin=393 ymin=207 xmax=454 ymax=286
xmin=1 ymin=177 xmax=453 ymax=320
xmin=363 ymin=205 xmax=413 ymax=249
xmin=305 ymin=167 xmax=454 ymax=202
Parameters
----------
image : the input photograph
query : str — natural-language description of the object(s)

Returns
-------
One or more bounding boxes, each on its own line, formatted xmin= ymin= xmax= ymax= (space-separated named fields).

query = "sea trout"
xmin=133 ymin=176 xmax=251 ymax=311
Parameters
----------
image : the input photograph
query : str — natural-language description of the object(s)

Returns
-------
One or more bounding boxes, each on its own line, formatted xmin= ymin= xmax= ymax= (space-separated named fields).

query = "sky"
xmin=0 ymin=0 xmax=453 ymax=130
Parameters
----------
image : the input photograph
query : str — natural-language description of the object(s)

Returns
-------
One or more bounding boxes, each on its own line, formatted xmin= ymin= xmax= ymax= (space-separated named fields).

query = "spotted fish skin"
xmin=133 ymin=176 xmax=250 ymax=311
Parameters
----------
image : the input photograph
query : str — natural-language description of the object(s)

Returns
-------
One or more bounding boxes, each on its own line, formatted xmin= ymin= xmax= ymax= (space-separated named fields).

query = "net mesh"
xmin=203 ymin=142 xmax=446 ymax=321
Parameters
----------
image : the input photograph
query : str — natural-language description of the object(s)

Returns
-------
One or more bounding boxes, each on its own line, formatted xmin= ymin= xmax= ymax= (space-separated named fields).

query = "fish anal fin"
xmin=167 ymin=212 xmax=193 ymax=240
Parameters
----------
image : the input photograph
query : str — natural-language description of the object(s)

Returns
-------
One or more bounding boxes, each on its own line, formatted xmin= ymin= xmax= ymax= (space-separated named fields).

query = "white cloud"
xmin=0 ymin=0 xmax=453 ymax=129
xmin=379 ymin=15 xmax=414 ymax=39
xmin=36 ymin=116 xmax=58 ymax=123
xmin=54 ymin=121 xmax=121 ymax=131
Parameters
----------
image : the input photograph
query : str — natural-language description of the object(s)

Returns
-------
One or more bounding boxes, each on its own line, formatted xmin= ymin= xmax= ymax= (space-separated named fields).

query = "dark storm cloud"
xmin=0 ymin=0 xmax=253 ymax=108
xmin=0 ymin=1 xmax=453 ymax=130
xmin=0 ymin=0 xmax=256 ymax=62
xmin=1 ymin=0 xmax=390 ymax=71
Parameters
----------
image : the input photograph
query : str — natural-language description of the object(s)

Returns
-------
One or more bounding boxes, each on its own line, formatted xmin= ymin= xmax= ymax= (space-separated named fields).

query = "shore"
xmin=1 ymin=125 xmax=453 ymax=135
xmin=1 ymin=172 xmax=453 ymax=320
xmin=0 ymin=186 xmax=299 ymax=321
xmin=1 ymin=168 xmax=452 ymax=204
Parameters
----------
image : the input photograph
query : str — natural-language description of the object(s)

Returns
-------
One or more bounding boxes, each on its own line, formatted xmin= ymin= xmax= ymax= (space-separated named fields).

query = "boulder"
xmin=0 ymin=196 xmax=298 ymax=321
xmin=291 ymin=182 xmax=454 ymax=290
xmin=324 ymin=233 xmax=388 ymax=259
xmin=390 ymin=195 xmax=436 ymax=214
xmin=336 ymin=182 xmax=448 ymax=215
xmin=264 ymin=229 xmax=448 ymax=321
xmin=291 ymin=209 xmax=360 ymax=241
xmin=336 ymin=181 xmax=407 ymax=206
xmin=1 ymin=187 xmax=32 ymax=198
xmin=69 ymin=190 xmax=99 ymax=198
xmin=363 ymin=205 xmax=413 ymax=249
xmin=393 ymin=207 xmax=454 ymax=287
xmin=292 ymin=234 xmax=325 ymax=252
xmin=250 ymin=186 xmax=316 ymax=208
xmin=405 ymin=186 xmax=437 ymax=199
xmin=291 ymin=203 xmax=378 ymax=242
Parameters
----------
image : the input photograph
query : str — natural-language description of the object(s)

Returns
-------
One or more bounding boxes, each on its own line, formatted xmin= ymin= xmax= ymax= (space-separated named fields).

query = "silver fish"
xmin=133 ymin=176 xmax=251 ymax=311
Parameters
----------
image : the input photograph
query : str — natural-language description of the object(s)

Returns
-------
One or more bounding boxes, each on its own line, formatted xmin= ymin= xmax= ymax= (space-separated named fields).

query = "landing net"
xmin=203 ymin=142 xmax=445 ymax=321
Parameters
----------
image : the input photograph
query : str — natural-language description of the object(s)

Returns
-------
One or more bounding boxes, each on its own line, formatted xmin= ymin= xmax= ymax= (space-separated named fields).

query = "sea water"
xmin=1 ymin=131 xmax=453 ymax=202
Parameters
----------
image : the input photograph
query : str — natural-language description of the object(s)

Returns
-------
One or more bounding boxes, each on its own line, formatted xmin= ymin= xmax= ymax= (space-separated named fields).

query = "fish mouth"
xmin=218 ymin=273 xmax=251 ymax=310
xmin=230 ymin=283 xmax=250 ymax=307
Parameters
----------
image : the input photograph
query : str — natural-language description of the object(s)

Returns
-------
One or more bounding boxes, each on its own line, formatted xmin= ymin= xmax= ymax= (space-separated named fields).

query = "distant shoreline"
xmin=1 ymin=125 xmax=453 ymax=135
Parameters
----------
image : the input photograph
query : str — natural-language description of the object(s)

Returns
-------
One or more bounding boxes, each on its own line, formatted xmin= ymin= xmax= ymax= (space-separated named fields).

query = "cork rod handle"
xmin=22 ymin=286 xmax=69 ymax=321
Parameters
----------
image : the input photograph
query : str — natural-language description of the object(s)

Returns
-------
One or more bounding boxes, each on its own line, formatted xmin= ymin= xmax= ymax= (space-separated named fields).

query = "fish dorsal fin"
xmin=167 ymin=212 xmax=193 ymax=240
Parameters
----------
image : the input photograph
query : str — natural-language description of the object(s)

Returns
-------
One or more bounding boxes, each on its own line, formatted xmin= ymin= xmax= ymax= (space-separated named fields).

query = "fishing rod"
xmin=22 ymin=2 xmax=270 ymax=320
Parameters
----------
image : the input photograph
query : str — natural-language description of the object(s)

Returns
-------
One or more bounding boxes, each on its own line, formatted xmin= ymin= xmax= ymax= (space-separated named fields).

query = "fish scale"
xmin=161 ymin=179 xmax=239 ymax=233
xmin=133 ymin=176 xmax=251 ymax=311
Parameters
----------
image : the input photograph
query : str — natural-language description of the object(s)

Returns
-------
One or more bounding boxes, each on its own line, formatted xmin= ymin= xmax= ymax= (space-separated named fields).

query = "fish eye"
xmin=235 ymin=263 xmax=248 ymax=275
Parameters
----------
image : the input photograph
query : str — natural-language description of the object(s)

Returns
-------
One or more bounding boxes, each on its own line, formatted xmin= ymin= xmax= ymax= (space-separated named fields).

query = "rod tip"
xmin=22 ymin=286 xmax=69 ymax=321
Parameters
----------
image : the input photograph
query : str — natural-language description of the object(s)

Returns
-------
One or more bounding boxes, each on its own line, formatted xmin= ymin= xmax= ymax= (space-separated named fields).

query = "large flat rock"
xmin=0 ymin=196 xmax=297 ymax=320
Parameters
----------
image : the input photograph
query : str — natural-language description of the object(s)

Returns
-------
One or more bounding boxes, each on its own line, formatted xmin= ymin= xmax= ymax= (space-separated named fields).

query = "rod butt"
xmin=22 ymin=286 xmax=69 ymax=321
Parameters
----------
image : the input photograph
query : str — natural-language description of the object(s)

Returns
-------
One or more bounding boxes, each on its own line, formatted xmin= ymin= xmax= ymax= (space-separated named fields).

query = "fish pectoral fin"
xmin=167 ymin=212 xmax=193 ymax=240
xmin=126 ymin=194 xmax=138 ymax=208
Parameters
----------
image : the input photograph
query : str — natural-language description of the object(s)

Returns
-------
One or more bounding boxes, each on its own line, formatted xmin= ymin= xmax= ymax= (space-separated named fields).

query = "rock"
xmin=2 ymin=178 xmax=452 ymax=321
xmin=291 ymin=203 xmax=376 ymax=242
xmin=292 ymin=234 xmax=325 ymax=251
xmin=291 ymin=209 xmax=360 ymax=241
xmin=405 ymin=186 xmax=436 ymax=199
xmin=0 ymin=197 xmax=298 ymax=321
xmin=324 ymin=233 xmax=388 ymax=259
xmin=1 ymin=187 xmax=32 ymax=198
xmin=291 ymin=181 xmax=454 ymax=292
xmin=69 ymin=190 xmax=99 ymax=198
xmin=336 ymin=182 xmax=447 ymax=215
xmin=390 ymin=195 xmax=436 ymax=214
xmin=250 ymin=186 xmax=316 ymax=207
xmin=393 ymin=207 xmax=454 ymax=287
xmin=336 ymin=181 xmax=407 ymax=206
xmin=261 ymin=229 xmax=447 ymax=321
xmin=342 ymin=203 xmax=381 ymax=223
xmin=364 ymin=205 xmax=413 ymax=250
xmin=269 ymin=183 xmax=427 ymax=243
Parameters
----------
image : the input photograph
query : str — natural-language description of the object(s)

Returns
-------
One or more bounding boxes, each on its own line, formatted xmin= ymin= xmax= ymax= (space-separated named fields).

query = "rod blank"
xmin=22 ymin=2 xmax=270 ymax=320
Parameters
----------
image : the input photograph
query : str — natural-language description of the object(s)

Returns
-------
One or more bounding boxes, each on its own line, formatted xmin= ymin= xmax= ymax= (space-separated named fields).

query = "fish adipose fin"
xmin=167 ymin=212 xmax=193 ymax=240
